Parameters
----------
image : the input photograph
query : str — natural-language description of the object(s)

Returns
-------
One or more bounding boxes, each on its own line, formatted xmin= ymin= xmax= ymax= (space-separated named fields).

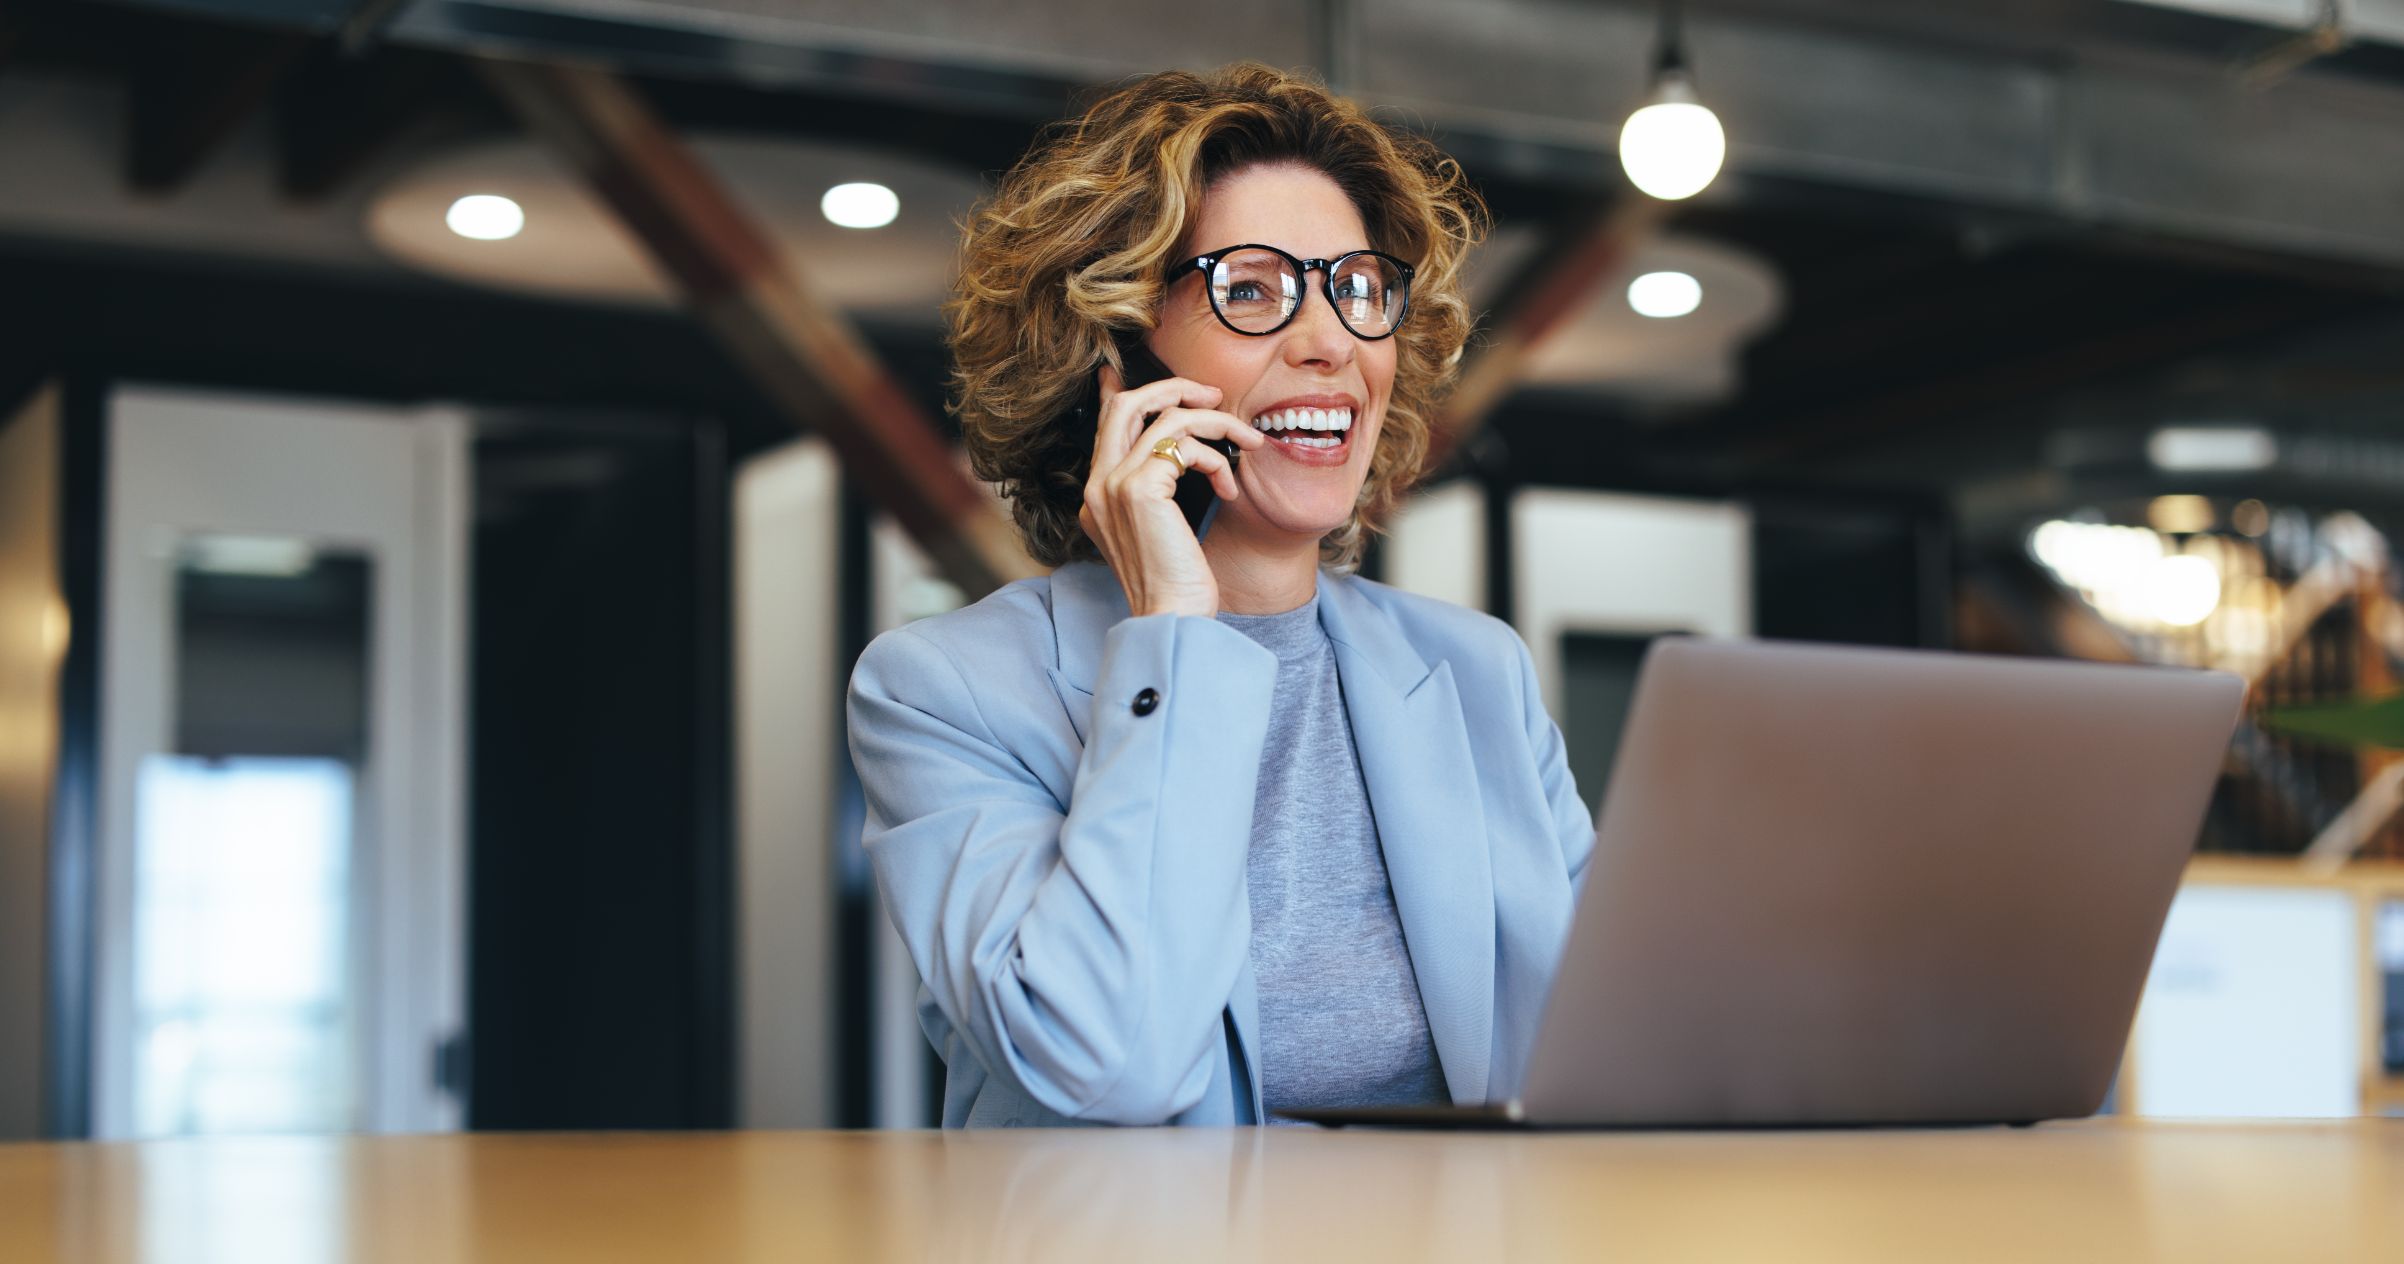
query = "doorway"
xmin=92 ymin=386 xmax=467 ymax=1137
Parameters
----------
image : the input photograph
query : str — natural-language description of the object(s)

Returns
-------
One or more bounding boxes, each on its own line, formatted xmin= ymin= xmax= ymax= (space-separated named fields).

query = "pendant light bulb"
xmin=1619 ymin=3 xmax=1726 ymax=201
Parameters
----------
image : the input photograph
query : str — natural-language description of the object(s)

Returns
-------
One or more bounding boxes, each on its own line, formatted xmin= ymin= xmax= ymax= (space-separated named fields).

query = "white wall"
xmin=732 ymin=438 xmax=842 ymax=1128
xmin=1382 ymin=480 xmax=1485 ymax=612
xmin=1388 ymin=484 xmax=1752 ymax=713
xmin=1511 ymin=489 xmax=1752 ymax=714
xmin=730 ymin=442 xmax=996 ymax=1130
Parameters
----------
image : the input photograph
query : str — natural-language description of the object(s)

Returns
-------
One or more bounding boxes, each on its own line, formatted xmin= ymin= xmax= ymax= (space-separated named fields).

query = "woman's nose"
xmin=1283 ymin=283 xmax=1356 ymax=369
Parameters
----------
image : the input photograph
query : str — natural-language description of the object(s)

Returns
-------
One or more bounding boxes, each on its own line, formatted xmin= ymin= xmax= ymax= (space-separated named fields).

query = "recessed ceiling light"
xmin=822 ymin=182 xmax=899 ymax=230
xmin=445 ymin=194 xmax=524 ymax=241
xmin=1627 ymin=270 xmax=1702 ymax=318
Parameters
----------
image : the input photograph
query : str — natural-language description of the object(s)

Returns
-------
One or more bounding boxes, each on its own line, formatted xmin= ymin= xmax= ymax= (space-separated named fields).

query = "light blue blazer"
xmin=846 ymin=559 xmax=1595 ymax=1127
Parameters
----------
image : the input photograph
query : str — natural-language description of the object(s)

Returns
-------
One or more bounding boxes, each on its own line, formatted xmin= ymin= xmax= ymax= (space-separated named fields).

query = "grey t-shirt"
xmin=1218 ymin=592 xmax=1447 ymax=1122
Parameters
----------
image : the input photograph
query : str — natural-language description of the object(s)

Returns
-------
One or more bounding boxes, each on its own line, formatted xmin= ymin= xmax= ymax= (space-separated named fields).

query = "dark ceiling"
xmin=4 ymin=0 xmax=2402 ymax=544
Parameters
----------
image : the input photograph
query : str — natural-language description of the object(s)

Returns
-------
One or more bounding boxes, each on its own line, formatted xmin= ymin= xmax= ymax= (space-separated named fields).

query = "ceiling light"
xmin=2147 ymin=426 xmax=2276 ymax=472
xmin=1627 ymin=271 xmax=1702 ymax=318
xmin=1619 ymin=1 xmax=1726 ymax=201
xmin=822 ymin=182 xmax=899 ymax=230
xmin=445 ymin=194 xmax=524 ymax=241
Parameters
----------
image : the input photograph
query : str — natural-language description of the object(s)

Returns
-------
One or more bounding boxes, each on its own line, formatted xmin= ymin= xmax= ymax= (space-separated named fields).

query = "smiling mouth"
xmin=1250 ymin=405 xmax=1353 ymax=453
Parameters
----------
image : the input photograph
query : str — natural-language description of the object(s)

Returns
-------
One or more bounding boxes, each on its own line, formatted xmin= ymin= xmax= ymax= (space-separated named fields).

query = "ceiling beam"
xmin=473 ymin=56 xmax=1037 ymax=599
xmin=1425 ymin=195 xmax=1672 ymax=474
xmin=127 ymin=18 xmax=312 ymax=196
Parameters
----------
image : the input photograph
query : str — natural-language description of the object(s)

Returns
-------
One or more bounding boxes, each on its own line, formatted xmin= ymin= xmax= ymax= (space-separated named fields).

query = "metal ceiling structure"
xmin=50 ymin=0 xmax=2404 ymax=270
xmin=346 ymin=0 xmax=2404 ymax=272
xmin=5 ymin=0 xmax=2402 ymax=533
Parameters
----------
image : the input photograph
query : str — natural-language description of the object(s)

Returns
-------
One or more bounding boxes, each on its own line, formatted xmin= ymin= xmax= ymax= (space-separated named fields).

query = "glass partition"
xmin=127 ymin=538 xmax=370 ymax=1135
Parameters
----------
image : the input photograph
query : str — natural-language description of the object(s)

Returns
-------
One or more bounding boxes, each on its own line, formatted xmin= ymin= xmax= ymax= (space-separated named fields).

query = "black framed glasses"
xmin=1166 ymin=244 xmax=1416 ymax=340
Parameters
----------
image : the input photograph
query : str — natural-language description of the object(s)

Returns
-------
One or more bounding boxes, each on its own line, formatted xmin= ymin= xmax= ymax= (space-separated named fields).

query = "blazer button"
xmin=1131 ymin=687 xmax=1160 ymax=716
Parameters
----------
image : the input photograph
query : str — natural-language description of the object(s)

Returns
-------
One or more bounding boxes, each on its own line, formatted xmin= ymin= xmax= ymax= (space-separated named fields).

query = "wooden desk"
xmin=3 ymin=1120 xmax=2398 ymax=1262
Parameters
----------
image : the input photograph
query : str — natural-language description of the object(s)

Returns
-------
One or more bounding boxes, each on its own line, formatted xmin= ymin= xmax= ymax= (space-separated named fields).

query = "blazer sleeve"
xmin=1514 ymin=628 xmax=1596 ymax=890
xmin=846 ymin=612 xmax=1277 ymax=1124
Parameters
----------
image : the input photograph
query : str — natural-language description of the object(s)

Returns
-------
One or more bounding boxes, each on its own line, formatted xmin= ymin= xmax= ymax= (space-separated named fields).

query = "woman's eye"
xmin=1226 ymin=281 xmax=1266 ymax=303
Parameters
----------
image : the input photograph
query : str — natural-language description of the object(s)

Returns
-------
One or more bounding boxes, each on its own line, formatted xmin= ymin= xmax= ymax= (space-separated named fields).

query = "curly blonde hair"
xmin=945 ymin=63 xmax=1489 ymax=571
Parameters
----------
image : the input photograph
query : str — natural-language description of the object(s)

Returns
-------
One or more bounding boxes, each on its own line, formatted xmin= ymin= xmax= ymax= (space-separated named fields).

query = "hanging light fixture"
xmin=1619 ymin=0 xmax=1726 ymax=201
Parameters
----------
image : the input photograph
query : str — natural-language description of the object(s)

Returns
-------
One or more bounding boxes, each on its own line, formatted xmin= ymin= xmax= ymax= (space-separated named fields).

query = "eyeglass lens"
xmin=1206 ymin=249 xmax=1405 ymax=337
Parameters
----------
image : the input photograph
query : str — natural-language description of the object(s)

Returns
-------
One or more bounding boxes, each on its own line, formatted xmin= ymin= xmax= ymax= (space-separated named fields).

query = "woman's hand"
xmin=1079 ymin=362 xmax=1265 ymax=619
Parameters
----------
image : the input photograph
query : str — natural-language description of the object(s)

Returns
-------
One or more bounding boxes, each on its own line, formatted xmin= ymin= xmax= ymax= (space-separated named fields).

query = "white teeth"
xmin=1250 ymin=406 xmax=1354 ymax=433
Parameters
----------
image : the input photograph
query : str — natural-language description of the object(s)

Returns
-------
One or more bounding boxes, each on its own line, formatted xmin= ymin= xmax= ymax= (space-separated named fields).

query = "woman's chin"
xmin=1217 ymin=497 xmax=1351 ymax=548
xmin=1221 ymin=461 xmax=1367 ymax=546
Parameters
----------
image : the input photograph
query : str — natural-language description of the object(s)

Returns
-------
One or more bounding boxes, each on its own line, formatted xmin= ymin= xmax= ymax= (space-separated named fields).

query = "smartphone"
xmin=1071 ymin=331 xmax=1238 ymax=539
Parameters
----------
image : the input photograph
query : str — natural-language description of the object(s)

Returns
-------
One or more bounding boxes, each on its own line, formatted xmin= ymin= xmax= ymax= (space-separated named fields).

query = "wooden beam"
xmin=1424 ymin=195 xmax=1672 ymax=474
xmin=474 ymin=58 xmax=1036 ymax=599
xmin=127 ymin=20 xmax=312 ymax=196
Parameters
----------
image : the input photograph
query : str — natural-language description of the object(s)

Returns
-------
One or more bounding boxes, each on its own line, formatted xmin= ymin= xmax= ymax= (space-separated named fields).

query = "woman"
xmin=847 ymin=64 xmax=1593 ymax=1127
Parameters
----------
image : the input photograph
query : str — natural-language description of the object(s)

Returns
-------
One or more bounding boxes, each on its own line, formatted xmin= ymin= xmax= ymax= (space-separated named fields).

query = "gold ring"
xmin=1149 ymin=435 xmax=1187 ymax=475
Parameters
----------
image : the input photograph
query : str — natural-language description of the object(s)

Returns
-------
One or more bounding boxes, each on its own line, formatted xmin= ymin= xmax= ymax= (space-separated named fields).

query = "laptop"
xmin=1279 ymin=637 xmax=2245 ymax=1129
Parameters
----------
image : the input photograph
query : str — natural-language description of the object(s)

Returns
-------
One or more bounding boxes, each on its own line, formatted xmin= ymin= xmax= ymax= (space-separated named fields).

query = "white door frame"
xmin=93 ymin=384 xmax=467 ymax=1137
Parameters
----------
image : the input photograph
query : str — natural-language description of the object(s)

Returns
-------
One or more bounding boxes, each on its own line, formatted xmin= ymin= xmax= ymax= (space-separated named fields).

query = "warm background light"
xmin=2146 ymin=554 xmax=2222 ymax=627
xmin=2148 ymin=494 xmax=2215 ymax=535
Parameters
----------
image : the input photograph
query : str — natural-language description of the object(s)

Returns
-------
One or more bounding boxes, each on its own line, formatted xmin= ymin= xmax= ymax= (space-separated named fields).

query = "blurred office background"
xmin=2 ymin=0 xmax=2402 ymax=1139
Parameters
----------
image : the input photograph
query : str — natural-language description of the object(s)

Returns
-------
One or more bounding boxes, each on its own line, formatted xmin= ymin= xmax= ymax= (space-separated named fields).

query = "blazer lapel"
xmin=1319 ymin=576 xmax=1497 ymax=1104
